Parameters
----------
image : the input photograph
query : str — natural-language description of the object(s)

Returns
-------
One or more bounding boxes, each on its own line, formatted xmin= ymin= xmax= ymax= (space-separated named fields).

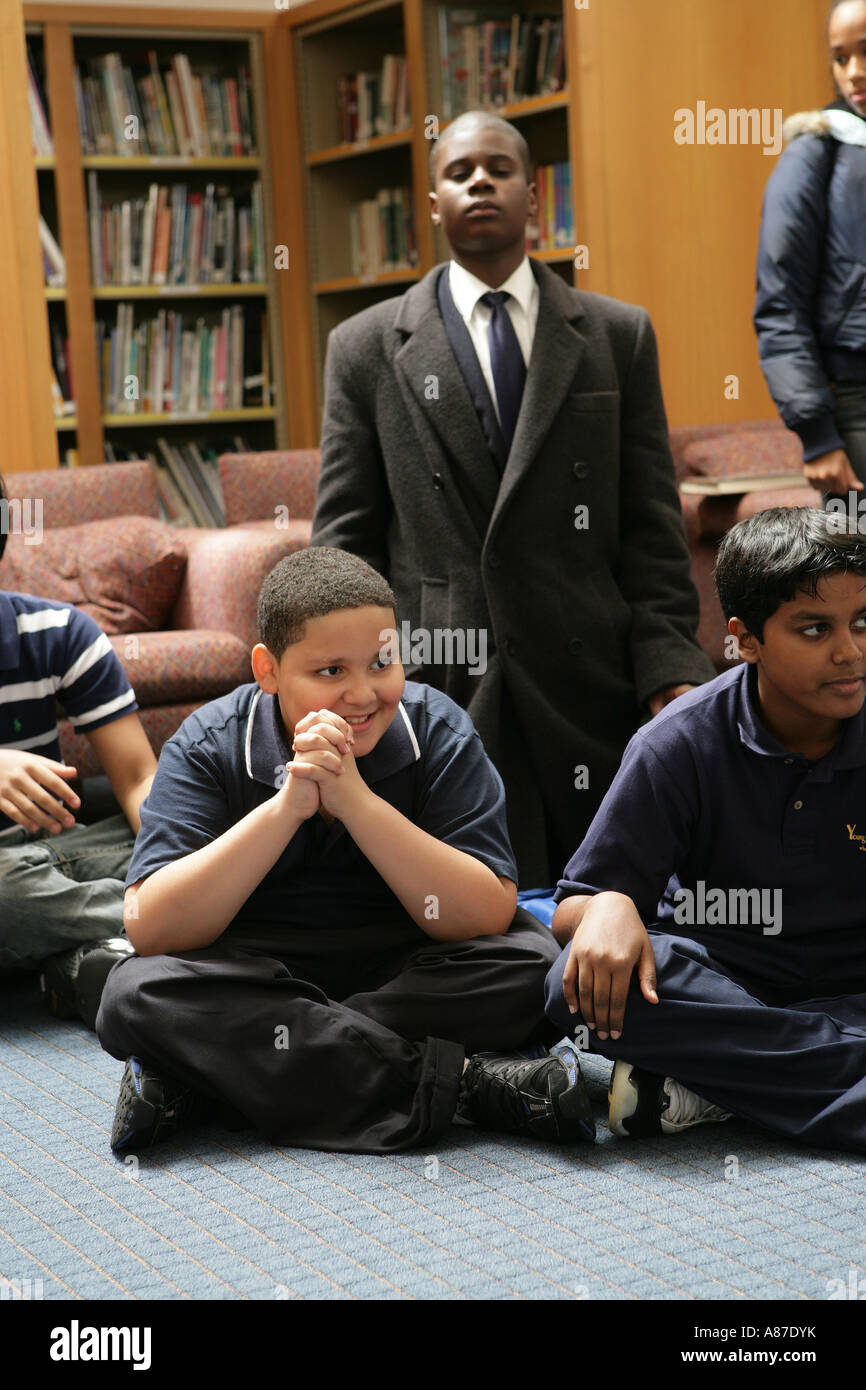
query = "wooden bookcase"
xmin=282 ymin=0 xmax=582 ymax=425
xmin=15 ymin=4 xmax=293 ymax=474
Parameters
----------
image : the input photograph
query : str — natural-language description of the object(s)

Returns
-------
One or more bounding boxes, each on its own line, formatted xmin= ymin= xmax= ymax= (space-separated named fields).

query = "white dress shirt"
xmin=448 ymin=257 xmax=539 ymax=427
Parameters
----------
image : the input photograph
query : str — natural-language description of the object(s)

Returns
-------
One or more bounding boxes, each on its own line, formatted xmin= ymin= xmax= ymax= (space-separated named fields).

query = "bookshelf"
xmin=15 ymin=5 xmax=291 ymax=494
xmin=284 ymin=0 xmax=581 ymax=422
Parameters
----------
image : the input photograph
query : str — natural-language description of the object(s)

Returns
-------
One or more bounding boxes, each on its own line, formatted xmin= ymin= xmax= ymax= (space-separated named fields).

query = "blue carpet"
xmin=1 ymin=975 xmax=864 ymax=1301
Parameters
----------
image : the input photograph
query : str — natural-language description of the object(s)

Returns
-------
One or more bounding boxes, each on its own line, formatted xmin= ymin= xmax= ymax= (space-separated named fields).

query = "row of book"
xmin=102 ymin=438 xmax=235 ymax=527
xmin=526 ymin=161 xmax=573 ymax=251
xmin=87 ymin=176 xmax=265 ymax=287
xmin=348 ymin=188 xmax=418 ymax=277
xmin=75 ymin=52 xmax=256 ymax=159
xmin=336 ymin=56 xmax=410 ymax=143
xmin=438 ymin=10 xmax=566 ymax=116
xmin=96 ymin=305 xmax=271 ymax=417
xmin=27 ymin=44 xmax=53 ymax=157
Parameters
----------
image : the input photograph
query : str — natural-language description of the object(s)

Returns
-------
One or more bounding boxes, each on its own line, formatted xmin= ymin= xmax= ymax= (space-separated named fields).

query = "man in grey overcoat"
xmin=311 ymin=111 xmax=714 ymax=886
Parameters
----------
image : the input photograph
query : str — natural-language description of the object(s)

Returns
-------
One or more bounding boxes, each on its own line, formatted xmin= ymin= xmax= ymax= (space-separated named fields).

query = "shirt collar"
xmin=736 ymin=662 xmax=866 ymax=772
xmin=246 ymin=691 xmax=421 ymax=790
xmin=0 ymin=593 xmax=22 ymax=671
xmin=449 ymin=255 xmax=535 ymax=325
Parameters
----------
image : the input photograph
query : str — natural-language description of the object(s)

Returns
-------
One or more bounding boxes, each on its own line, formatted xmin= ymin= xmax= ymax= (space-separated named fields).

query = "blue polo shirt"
xmin=127 ymin=679 xmax=517 ymax=937
xmin=0 ymin=591 xmax=137 ymax=829
xmin=556 ymin=662 xmax=866 ymax=995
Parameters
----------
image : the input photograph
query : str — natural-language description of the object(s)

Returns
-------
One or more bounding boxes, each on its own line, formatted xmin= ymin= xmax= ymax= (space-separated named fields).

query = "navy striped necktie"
xmin=480 ymin=290 xmax=526 ymax=455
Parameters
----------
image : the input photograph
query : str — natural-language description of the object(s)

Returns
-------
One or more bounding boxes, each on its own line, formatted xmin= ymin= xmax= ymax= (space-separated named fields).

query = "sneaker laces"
xmin=663 ymin=1079 xmax=731 ymax=1127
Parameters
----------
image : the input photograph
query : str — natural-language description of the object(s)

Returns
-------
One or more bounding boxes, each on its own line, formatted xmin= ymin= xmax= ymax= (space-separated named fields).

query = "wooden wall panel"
xmin=0 ymin=0 xmax=58 ymax=472
xmin=571 ymin=0 xmax=832 ymax=426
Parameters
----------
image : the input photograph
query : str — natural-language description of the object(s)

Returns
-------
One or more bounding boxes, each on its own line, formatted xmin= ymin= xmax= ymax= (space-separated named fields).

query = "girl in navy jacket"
xmin=755 ymin=0 xmax=866 ymax=496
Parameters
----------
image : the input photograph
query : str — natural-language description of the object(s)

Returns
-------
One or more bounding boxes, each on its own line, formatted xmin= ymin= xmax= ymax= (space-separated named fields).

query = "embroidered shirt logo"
xmin=846 ymin=824 xmax=866 ymax=852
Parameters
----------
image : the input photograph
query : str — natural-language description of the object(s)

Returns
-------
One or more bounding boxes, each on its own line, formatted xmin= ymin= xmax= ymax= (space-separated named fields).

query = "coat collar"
xmin=245 ymin=690 xmax=421 ymax=791
xmin=391 ymin=260 xmax=587 ymax=537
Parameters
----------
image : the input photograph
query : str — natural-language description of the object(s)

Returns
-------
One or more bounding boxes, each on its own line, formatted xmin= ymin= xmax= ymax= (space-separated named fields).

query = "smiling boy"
xmin=543 ymin=507 xmax=866 ymax=1151
xmin=98 ymin=547 xmax=594 ymax=1154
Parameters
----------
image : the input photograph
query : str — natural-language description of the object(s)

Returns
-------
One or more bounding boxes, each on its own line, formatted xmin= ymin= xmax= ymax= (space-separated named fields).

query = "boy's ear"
xmin=429 ymin=189 xmax=440 ymax=225
xmin=729 ymin=617 xmax=760 ymax=664
xmin=251 ymin=642 xmax=279 ymax=693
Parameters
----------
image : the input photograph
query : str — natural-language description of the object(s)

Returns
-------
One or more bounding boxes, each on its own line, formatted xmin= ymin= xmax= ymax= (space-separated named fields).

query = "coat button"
xmin=432 ymin=472 xmax=443 ymax=489
xmin=793 ymin=800 xmax=803 ymax=810
xmin=784 ymin=758 xmax=793 ymax=765
xmin=573 ymin=461 xmax=588 ymax=479
xmin=569 ymin=638 xmax=583 ymax=654
xmin=487 ymin=551 xmax=500 ymax=568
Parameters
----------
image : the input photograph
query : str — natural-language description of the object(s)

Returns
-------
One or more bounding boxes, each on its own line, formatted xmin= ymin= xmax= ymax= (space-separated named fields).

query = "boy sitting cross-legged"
xmin=544 ymin=506 xmax=866 ymax=1152
xmin=99 ymin=547 xmax=594 ymax=1154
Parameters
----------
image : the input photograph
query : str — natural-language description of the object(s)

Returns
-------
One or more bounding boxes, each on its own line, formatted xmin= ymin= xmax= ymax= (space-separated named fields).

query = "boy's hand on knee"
xmin=562 ymin=891 xmax=658 ymax=1039
xmin=0 ymin=749 xmax=79 ymax=835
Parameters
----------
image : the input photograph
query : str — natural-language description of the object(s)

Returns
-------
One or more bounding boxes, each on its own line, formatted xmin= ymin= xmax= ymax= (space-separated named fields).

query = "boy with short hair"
xmin=100 ymin=547 xmax=594 ymax=1154
xmin=0 ymin=472 xmax=156 ymax=1026
xmin=544 ymin=507 xmax=866 ymax=1152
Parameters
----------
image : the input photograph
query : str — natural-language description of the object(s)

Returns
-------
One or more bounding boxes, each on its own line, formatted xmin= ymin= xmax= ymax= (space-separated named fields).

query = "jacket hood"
xmin=783 ymin=108 xmax=866 ymax=145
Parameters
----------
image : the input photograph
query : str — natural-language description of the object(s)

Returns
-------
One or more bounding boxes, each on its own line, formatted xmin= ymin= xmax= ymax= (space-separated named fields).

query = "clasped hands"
xmin=278 ymin=710 xmax=369 ymax=823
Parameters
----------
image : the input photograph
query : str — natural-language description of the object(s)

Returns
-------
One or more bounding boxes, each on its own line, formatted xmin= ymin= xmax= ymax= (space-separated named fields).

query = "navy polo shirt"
xmin=127 ymin=679 xmax=517 ymax=937
xmin=0 ymin=591 xmax=137 ymax=830
xmin=556 ymin=663 xmax=866 ymax=994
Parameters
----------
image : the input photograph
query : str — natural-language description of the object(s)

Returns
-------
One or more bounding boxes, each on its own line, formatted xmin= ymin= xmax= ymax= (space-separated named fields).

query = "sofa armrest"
xmin=170 ymin=525 xmax=309 ymax=649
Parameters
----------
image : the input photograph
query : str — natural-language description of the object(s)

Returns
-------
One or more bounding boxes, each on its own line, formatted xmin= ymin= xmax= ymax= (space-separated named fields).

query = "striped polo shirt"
xmin=0 ymin=591 xmax=137 ymax=826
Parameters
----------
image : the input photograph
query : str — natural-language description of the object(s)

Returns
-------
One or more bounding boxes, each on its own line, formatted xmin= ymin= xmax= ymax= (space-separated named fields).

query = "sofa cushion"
xmin=3 ymin=516 xmax=187 ymax=634
xmin=681 ymin=429 xmax=803 ymax=480
xmin=109 ymin=629 xmax=251 ymax=706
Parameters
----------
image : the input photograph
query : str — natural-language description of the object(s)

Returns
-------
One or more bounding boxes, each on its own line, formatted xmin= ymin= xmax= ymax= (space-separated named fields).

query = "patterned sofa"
xmin=216 ymin=435 xmax=821 ymax=676
xmin=2 ymin=459 xmax=315 ymax=775
xmin=669 ymin=419 xmax=818 ymax=669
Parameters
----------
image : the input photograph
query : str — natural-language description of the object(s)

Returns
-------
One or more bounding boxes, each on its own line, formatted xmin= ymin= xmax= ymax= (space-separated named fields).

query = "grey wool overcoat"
xmin=311 ymin=258 xmax=715 ymax=886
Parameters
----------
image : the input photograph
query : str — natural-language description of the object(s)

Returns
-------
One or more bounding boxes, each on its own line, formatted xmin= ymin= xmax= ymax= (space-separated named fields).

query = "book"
xmin=38 ymin=216 xmax=66 ymax=286
xmin=27 ymin=44 xmax=53 ymax=157
xmin=679 ymin=473 xmax=809 ymax=495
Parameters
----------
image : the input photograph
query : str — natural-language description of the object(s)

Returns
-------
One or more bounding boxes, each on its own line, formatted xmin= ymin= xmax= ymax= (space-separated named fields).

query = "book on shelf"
xmin=348 ymin=188 xmax=417 ymax=276
xmin=49 ymin=321 xmax=73 ymax=405
xmin=87 ymin=175 xmax=264 ymax=287
xmin=75 ymin=51 xmax=256 ymax=159
xmin=39 ymin=216 xmax=66 ymax=287
xmin=100 ymin=439 xmax=236 ymax=527
xmin=438 ymin=9 xmax=565 ymax=117
xmin=336 ymin=55 xmax=409 ymax=143
xmin=97 ymin=303 xmax=269 ymax=416
xmin=526 ymin=161 xmax=573 ymax=250
xmin=27 ymin=43 xmax=53 ymax=157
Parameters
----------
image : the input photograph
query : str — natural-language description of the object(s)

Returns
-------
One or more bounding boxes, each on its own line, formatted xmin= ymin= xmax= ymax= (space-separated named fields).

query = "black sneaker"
xmin=41 ymin=937 xmax=135 ymax=1030
xmin=457 ymin=1050 xmax=596 ymax=1143
xmin=110 ymin=1056 xmax=214 ymax=1154
xmin=608 ymin=1059 xmax=732 ymax=1137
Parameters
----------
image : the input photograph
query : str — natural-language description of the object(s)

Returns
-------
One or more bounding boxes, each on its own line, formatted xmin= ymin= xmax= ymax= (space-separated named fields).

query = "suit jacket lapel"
xmin=392 ymin=267 xmax=502 ymax=537
xmin=489 ymin=260 xmax=587 ymax=533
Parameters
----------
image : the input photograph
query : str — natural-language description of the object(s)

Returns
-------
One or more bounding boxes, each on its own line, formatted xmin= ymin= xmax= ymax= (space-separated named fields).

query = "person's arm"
xmin=310 ymin=322 xmax=393 ymax=574
xmin=551 ymin=729 xmax=693 ymax=1032
xmin=85 ymin=713 xmax=156 ymax=833
xmin=125 ymin=716 xmax=332 ymax=956
xmin=613 ymin=307 xmax=716 ymax=704
xmin=755 ymin=133 xmax=860 ymax=493
xmin=291 ymin=711 xmax=517 ymax=940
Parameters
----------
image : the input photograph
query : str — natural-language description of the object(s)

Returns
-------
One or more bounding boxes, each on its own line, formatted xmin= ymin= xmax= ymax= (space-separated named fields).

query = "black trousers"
xmin=97 ymin=908 xmax=560 ymax=1154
